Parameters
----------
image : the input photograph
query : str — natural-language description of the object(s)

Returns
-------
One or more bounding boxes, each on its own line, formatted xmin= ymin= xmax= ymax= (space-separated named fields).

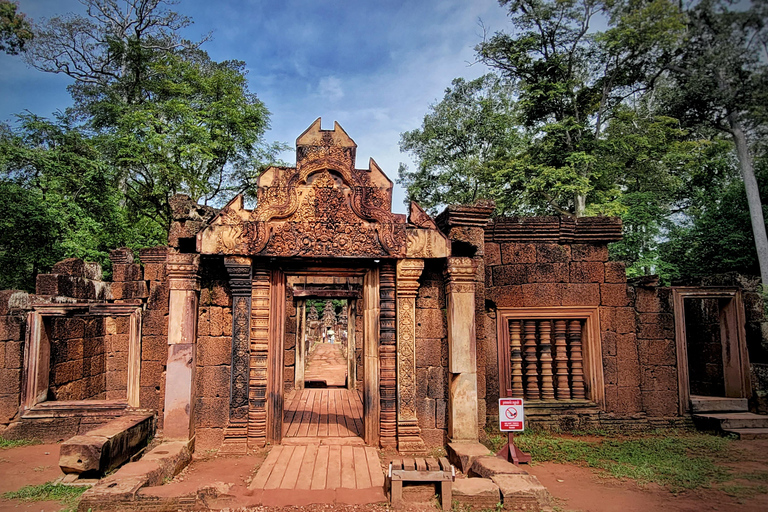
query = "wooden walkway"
xmin=283 ymin=388 xmax=363 ymax=438
xmin=248 ymin=445 xmax=385 ymax=491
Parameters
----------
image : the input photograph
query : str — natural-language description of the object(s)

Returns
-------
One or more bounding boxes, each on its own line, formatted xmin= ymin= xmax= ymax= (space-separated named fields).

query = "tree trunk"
xmin=575 ymin=193 xmax=586 ymax=218
xmin=729 ymin=114 xmax=768 ymax=288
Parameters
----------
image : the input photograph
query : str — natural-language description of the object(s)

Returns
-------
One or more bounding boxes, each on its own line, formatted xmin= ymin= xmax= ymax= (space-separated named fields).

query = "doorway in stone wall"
xmin=281 ymin=274 xmax=365 ymax=441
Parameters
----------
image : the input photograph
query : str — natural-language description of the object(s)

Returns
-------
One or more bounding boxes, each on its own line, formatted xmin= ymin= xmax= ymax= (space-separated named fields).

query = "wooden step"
xmin=690 ymin=396 xmax=748 ymax=413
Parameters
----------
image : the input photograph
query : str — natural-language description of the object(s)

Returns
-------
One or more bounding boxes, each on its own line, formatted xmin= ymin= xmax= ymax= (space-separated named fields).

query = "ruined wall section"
xmin=0 ymin=290 xmax=28 ymax=426
xmin=414 ymin=261 xmax=448 ymax=446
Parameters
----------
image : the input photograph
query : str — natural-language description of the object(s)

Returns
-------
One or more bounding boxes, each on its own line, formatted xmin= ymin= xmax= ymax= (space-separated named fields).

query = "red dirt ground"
xmin=1 ymin=438 xmax=767 ymax=511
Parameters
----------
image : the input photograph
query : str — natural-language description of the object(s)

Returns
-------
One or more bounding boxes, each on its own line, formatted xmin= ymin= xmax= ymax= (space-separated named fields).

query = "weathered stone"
xmin=112 ymin=263 xmax=143 ymax=282
xmin=600 ymin=283 xmax=629 ymax=307
xmin=571 ymin=244 xmax=608 ymax=262
xmin=536 ymin=243 xmax=570 ymax=263
xmin=453 ymin=478 xmax=501 ymax=509
xmin=561 ymin=283 xmax=600 ymax=306
xmin=569 ymin=261 xmax=604 ymax=283
xmin=491 ymin=474 xmax=551 ymax=511
xmin=501 ymin=243 xmax=536 ymax=265
xmin=493 ymin=265 xmax=530 ymax=286
xmin=486 ymin=243 xmax=501 ymax=266
xmin=58 ymin=413 xmax=155 ymax=474
xmin=604 ymin=261 xmax=627 ymax=283
xmin=447 ymin=442 xmax=492 ymax=474
xmin=469 ymin=456 xmax=527 ymax=479
xmin=528 ymin=263 xmax=568 ymax=283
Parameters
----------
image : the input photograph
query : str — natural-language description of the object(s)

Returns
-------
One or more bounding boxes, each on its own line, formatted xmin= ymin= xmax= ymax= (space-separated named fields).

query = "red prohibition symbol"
xmin=504 ymin=407 xmax=518 ymax=420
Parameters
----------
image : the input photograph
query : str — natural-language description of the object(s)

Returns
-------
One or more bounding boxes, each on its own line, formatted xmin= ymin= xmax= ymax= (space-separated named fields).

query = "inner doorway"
xmin=282 ymin=275 xmax=365 ymax=441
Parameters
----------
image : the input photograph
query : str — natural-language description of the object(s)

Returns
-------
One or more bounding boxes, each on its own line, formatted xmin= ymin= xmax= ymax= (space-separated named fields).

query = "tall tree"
xmin=664 ymin=0 xmax=768 ymax=287
xmin=476 ymin=0 xmax=685 ymax=216
xmin=0 ymin=0 xmax=32 ymax=54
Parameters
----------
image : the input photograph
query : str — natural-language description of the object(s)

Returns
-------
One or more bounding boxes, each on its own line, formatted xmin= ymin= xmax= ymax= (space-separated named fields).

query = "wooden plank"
xmin=311 ymin=445 xmax=329 ymax=490
xmin=296 ymin=389 xmax=315 ymax=437
xmin=390 ymin=470 xmax=452 ymax=482
xmin=247 ymin=447 xmax=282 ymax=490
xmin=440 ymin=481 xmax=452 ymax=511
xmin=264 ymin=446 xmax=294 ymax=490
xmin=280 ymin=445 xmax=306 ymax=489
xmin=340 ymin=445 xmax=356 ymax=488
xmin=328 ymin=387 xmax=339 ymax=437
xmin=318 ymin=389 xmax=329 ymax=437
xmin=353 ymin=446 xmax=372 ymax=488
xmin=350 ymin=389 xmax=364 ymax=435
xmin=365 ymin=447 xmax=385 ymax=488
xmin=295 ymin=442 xmax=319 ymax=490
xmin=391 ymin=458 xmax=403 ymax=471
xmin=416 ymin=458 xmax=427 ymax=471
xmin=282 ymin=391 xmax=300 ymax=436
xmin=439 ymin=457 xmax=451 ymax=472
xmin=326 ymin=445 xmax=342 ymax=489
xmin=337 ymin=388 xmax=353 ymax=436
xmin=403 ymin=458 xmax=416 ymax=471
xmin=309 ymin=389 xmax=322 ymax=437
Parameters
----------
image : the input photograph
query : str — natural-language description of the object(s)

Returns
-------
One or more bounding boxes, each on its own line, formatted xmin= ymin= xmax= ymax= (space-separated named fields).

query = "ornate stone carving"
xmin=249 ymin=266 xmax=271 ymax=447
xmin=224 ymin=257 xmax=251 ymax=424
xmin=379 ymin=262 xmax=397 ymax=448
xmin=166 ymin=253 xmax=200 ymax=291
xmin=396 ymin=259 xmax=426 ymax=453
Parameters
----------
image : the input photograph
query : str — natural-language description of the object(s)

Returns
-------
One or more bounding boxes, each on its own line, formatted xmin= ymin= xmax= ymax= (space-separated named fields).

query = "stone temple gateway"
xmin=0 ymin=119 xmax=766 ymax=508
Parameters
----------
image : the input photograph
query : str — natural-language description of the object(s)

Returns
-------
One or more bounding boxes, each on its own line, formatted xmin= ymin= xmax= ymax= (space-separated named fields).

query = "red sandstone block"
xmin=284 ymin=349 xmax=295 ymax=367
xmin=571 ymin=244 xmax=609 ymax=262
xmin=602 ymin=356 xmax=617 ymax=385
xmin=529 ymin=263 xmax=568 ymax=283
xmin=536 ymin=243 xmax=571 ymax=263
xmin=207 ymin=307 xmax=227 ymax=337
xmin=0 ymin=316 xmax=22 ymax=341
xmin=435 ymin=399 xmax=447 ymax=429
xmin=110 ymin=281 xmax=149 ymax=300
xmin=195 ymin=428 xmax=224 ymax=452
xmin=477 ymin=366 xmax=486 ymax=399
xmin=0 ymin=394 xmax=19 ymax=422
xmin=140 ymin=385 xmax=162 ymax=411
xmin=569 ymin=262 xmax=604 ymax=283
xmin=147 ymin=281 xmax=169 ymax=311
xmin=143 ymin=311 xmax=168 ymax=336
xmin=195 ymin=365 xmax=230 ymax=397
xmin=604 ymin=262 xmax=627 ymax=283
xmin=602 ymin=331 xmax=618 ymax=357
xmin=106 ymin=350 xmax=129 ymax=371
xmin=416 ymin=308 xmax=447 ymax=338
xmin=285 ymin=315 xmax=297 ymax=336
xmin=485 ymin=243 xmax=501 ymax=266
xmin=416 ymin=337 xmax=443 ymax=368
xmin=66 ymin=339 xmax=84 ymax=361
xmin=196 ymin=397 xmax=229 ymax=428
xmin=143 ymin=263 xmax=166 ymax=282
xmin=428 ymin=367 xmax=447 ymax=399
xmin=617 ymin=356 xmax=641 ymax=388
xmin=638 ymin=312 xmax=673 ymax=330
xmin=209 ymin=282 xmax=231 ymax=307
xmin=0 ymin=290 xmax=28 ymax=315
xmin=52 ymin=258 xmax=87 ymax=277
xmin=561 ymin=283 xmax=600 ymax=306
xmin=141 ymin=336 xmax=168 ymax=362
xmin=501 ymin=243 xmax=536 ymax=264
xmin=521 ymin=283 xmax=562 ymax=307
xmin=634 ymin=288 xmax=662 ymax=313
xmin=638 ymin=339 xmax=677 ymax=366
xmin=603 ymin=384 xmax=619 ymax=413
xmin=35 ymin=273 xmax=60 ymax=296
xmin=637 ymin=322 xmax=672 ymax=340
xmin=0 ymin=368 xmax=21 ymax=393
xmin=492 ymin=265 xmax=529 ymax=286
xmin=140 ymin=361 xmax=164 ymax=388
xmin=640 ymin=365 xmax=677 ymax=391
xmin=112 ymin=263 xmax=143 ymax=282
xmin=416 ymin=368 xmax=429 ymax=398
xmin=106 ymin=370 xmax=128 ymax=392
xmin=641 ymin=390 xmax=678 ymax=417
xmin=197 ymin=337 xmax=231 ymax=367
xmin=417 ymin=398 xmax=436 ymax=429
xmin=420 ymin=428 xmax=447 ymax=447
xmin=613 ymin=308 xmax=637 ymax=334
xmin=600 ymin=284 xmax=629 ymax=307
xmin=616 ymin=387 xmax=642 ymax=414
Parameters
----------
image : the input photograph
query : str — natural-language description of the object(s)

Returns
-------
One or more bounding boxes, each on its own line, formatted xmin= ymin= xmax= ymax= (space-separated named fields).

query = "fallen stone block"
xmin=491 ymin=474 xmax=552 ymax=511
xmin=448 ymin=442 xmax=492 ymax=473
xmin=453 ymin=477 xmax=501 ymax=509
xmin=469 ymin=456 xmax=528 ymax=479
xmin=59 ymin=412 xmax=155 ymax=475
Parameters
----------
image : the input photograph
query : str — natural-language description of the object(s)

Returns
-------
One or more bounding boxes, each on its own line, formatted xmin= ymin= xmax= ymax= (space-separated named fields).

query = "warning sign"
xmin=499 ymin=398 xmax=524 ymax=432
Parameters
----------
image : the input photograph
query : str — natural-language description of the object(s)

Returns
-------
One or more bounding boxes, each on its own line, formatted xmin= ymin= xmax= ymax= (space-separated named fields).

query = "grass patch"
xmin=512 ymin=430 xmax=732 ymax=492
xmin=0 ymin=437 xmax=39 ymax=449
xmin=2 ymin=482 xmax=88 ymax=506
xmin=719 ymin=483 xmax=768 ymax=503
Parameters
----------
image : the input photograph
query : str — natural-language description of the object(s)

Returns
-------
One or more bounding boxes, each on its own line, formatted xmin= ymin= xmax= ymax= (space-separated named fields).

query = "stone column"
xmin=163 ymin=253 xmax=200 ymax=441
xmin=396 ymin=259 xmax=427 ymax=453
xmin=379 ymin=262 xmax=398 ymax=448
xmin=222 ymin=256 xmax=251 ymax=452
xmin=445 ymin=257 xmax=479 ymax=441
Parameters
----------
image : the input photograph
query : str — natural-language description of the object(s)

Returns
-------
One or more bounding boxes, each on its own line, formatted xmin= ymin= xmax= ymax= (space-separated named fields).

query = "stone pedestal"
xmin=446 ymin=257 xmax=479 ymax=441
xmin=163 ymin=254 xmax=200 ymax=441
xmin=396 ymin=259 xmax=427 ymax=453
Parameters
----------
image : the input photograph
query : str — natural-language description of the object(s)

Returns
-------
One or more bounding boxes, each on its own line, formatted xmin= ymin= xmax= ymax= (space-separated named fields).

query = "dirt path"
xmin=0 ymin=442 xmax=66 ymax=512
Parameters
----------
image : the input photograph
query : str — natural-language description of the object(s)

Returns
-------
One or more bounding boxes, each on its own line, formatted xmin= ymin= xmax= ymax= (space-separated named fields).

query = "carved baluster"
xmin=554 ymin=320 xmax=571 ymax=399
xmin=568 ymin=319 xmax=586 ymax=399
xmin=523 ymin=320 xmax=540 ymax=399
xmin=379 ymin=262 xmax=397 ymax=448
xmin=539 ymin=320 xmax=555 ymax=400
xmin=509 ymin=320 xmax=524 ymax=397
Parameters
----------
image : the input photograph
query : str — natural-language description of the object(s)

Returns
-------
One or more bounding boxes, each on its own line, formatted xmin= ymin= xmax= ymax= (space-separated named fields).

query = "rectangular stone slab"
xmin=59 ymin=412 xmax=155 ymax=475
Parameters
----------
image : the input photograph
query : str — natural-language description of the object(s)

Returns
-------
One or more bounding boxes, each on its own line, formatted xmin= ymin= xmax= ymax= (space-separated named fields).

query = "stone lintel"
xmin=485 ymin=215 xmax=623 ymax=244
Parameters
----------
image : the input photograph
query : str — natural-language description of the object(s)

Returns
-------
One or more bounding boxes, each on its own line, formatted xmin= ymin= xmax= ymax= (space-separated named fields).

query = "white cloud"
xmin=317 ymin=76 xmax=345 ymax=101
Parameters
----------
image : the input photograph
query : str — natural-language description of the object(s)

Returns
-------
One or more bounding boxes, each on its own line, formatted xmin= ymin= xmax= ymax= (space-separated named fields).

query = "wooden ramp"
xmin=283 ymin=388 xmax=363 ymax=438
xmin=248 ymin=444 xmax=387 ymax=506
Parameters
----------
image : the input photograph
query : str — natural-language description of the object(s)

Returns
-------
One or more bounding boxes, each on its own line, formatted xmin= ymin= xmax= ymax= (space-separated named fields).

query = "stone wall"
xmin=414 ymin=261 xmax=449 ymax=446
xmin=194 ymin=256 xmax=233 ymax=451
xmin=0 ymin=290 xmax=27 ymax=425
xmin=48 ymin=316 xmax=107 ymax=401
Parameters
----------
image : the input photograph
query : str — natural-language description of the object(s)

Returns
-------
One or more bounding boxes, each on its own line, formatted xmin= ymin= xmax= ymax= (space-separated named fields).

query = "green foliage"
xmin=2 ymin=481 xmax=88 ymax=505
xmin=0 ymin=436 xmax=38 ymax=449
xmin=515 ymin=430 xmax=732 ymax=491
xmin=0 ymin=0 xmax=32 ymax=55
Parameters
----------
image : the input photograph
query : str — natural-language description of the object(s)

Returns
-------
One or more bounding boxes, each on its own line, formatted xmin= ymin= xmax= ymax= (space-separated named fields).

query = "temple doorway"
xmin=281 ymin=275 xmax=365 ymax=442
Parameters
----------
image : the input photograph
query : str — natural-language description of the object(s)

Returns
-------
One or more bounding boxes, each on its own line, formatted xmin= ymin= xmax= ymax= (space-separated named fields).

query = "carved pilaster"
xmin=445 ymin=257 xmax=479 ymax=441
xmin=396 ymin=259 xmax=426 ymax=453
xmin=164 ymin=253 xmax=200 ymax=441
xmin=379 ymin=262 xmax=397 ymax=448
xmin=249 ymin=265 xmax=270 ymax=447
xmin=221 ymin=257 xmax=251 ymax=453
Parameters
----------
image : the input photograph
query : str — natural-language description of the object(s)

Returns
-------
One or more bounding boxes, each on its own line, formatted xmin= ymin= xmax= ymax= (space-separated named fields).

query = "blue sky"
xmin=0 ymin=0 xmax=510 ymax=212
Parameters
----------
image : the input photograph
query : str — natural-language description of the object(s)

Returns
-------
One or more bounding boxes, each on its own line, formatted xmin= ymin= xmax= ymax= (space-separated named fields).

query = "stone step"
xmin=723 ymin=428 xmax=768 ymax=440
xmin=694 ymin=412 xmax=768 ymax=430
xmin=690 ymin=396 xmax=748 ymax=413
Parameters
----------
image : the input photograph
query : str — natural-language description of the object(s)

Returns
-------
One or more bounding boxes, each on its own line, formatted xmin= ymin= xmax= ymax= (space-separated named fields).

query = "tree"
xmin=398 ymin=74 xmax=521 ymax=214
xmin=475 ymin=0 xmax=685 ymax=216
xmin=0 ymin=0 xmax=32 ymax=54
xmin=25 ymin=0 xmax=282 ymax=230
xmin=664 ymin=0 xmax=768 ymax=287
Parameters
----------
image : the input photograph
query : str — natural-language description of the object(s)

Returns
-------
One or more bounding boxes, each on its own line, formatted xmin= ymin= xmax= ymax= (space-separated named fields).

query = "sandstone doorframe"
xmin=672 ymin=287 xmax=751 ymax=414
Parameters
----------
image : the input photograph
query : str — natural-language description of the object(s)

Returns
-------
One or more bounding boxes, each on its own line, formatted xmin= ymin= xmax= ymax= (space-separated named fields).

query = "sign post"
xmin=497 ymin=398 xmax=531 ymax=465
